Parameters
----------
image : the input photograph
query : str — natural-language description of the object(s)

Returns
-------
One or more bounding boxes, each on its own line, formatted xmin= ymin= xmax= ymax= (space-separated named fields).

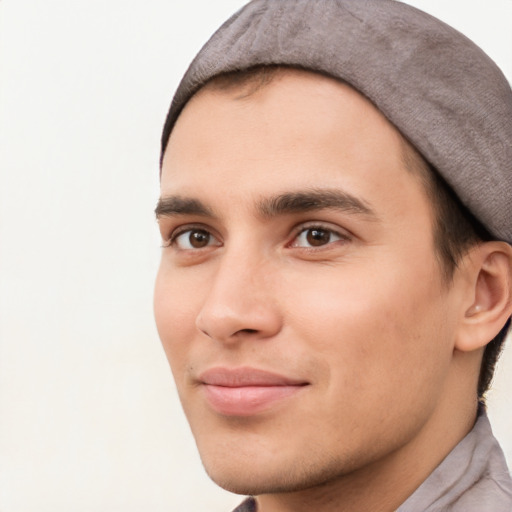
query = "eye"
xmin=290 ymin=226 xmax=346 ymax=248
xmin=171 ymin=228 xmax=220 ymax=250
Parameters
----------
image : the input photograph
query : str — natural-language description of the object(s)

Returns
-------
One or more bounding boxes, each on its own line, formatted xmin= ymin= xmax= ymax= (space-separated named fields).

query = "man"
xmin=154 ymin=1 xmax=512 ymax=510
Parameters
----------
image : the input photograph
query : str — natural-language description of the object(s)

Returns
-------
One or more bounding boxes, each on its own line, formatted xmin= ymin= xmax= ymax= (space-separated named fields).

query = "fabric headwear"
xmin=161 ymin=0 xmax=512 ymax=243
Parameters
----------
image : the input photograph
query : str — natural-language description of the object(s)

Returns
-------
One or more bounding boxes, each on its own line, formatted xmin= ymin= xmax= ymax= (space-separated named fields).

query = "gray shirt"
xmin=232 ymin=412 xmax=512 ymax=511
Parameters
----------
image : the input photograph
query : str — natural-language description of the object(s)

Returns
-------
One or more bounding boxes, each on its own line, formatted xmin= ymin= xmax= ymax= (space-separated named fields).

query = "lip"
xmin=198 ymin=367 xmax=309 ymax=416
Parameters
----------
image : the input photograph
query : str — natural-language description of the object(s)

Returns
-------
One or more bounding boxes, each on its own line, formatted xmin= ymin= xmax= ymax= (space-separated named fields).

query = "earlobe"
xmin=455 ymin=242 xmax=512 ymax=352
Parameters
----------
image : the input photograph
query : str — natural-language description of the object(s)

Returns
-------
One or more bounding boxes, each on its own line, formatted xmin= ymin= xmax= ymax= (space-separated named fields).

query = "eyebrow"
xmin=154 ymin=196 xmax=215 ymax=219
xmin=257 ymin=189 xmax=377 ymax=220
xmin=155 ymin=188 xmax=377 ymax=221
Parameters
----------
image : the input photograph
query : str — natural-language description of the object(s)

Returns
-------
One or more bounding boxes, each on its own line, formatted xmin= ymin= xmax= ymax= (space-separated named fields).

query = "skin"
xmin=154 ymin=69 xmax=510 ymax=512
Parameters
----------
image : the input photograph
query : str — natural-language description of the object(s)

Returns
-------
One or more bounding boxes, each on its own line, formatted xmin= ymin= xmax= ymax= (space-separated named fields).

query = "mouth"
xmin=198 ymin=367 xmax=309 ymax=417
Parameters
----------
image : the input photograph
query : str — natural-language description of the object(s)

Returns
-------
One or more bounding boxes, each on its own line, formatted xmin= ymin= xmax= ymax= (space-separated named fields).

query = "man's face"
xmin=155 ymin=70 xmax=462 ymax=494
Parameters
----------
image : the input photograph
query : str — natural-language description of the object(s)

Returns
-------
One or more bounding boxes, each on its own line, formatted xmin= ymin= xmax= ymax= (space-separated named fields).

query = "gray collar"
xmin=398 ymin=411 xmax=512 ymax=511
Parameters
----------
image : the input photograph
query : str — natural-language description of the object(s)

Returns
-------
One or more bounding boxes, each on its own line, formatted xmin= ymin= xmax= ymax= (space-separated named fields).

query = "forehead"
xmin=164 ymin=69 xmax=404 ymax=171
xmin=160 ymin=69 xmax=432 ymax=226
xmin=164 ymin=67 xmax=425 ymax=165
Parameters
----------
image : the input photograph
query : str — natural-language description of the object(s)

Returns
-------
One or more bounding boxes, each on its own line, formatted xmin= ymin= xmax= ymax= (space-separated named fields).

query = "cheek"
xmin=283 ymin=259 xmax=452 ymax=398
xmin=285 ymin=272 xmax=453 ymax=449
xmin=154 ymin=265 xmax=199 ymax=376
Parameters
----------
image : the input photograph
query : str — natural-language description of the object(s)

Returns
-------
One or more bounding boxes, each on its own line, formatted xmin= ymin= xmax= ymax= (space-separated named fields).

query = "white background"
xmin=0 ymin=1 xmax=511 ymax=511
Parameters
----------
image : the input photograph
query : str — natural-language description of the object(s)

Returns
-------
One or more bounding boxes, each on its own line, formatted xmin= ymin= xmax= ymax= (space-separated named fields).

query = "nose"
xmin=195 ymin=252 xmax=282 ymax=344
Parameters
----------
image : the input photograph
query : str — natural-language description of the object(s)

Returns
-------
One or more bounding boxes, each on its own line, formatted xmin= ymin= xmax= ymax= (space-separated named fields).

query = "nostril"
xmin=239 ymin=328 xmax=258 ymax=334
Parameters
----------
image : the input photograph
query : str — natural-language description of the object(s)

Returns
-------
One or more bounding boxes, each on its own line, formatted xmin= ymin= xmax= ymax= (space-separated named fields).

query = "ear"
xmin=455 ymin=241 xmax=512 ymax=352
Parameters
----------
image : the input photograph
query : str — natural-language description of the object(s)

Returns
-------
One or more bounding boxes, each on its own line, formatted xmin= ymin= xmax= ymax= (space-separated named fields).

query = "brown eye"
xmin=291 ymin=226 xmax=345 ymax=248
xmin=189 ymin=230 xmax=210 ymax=248
xmin=172 ymin=228 xmax=220 ymax=250
xmin=306 ymin=228 xmax=331 ymax=246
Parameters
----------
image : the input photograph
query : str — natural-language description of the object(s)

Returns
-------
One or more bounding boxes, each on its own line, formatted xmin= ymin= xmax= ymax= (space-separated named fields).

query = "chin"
xmin=204 ymin=464 xmax=304 ymax=496
xmin=199 ymin=445 xmax=283 ymax=495
xmin=199 ymin=444 xmax=359 ymax=497
xmin=205 ymin=469 xmax=276 ymax=496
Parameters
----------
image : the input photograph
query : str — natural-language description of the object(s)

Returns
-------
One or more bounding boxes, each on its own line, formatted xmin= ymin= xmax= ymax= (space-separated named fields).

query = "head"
xmin=155 ymin=67 xmax=512 ymax=501
xmin=154 ymin=0 xmax=512 ymax=504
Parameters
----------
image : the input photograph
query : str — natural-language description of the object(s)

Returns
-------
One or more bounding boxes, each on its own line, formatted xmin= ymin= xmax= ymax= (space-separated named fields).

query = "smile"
xmin=198 ymin=367 xmax=309 ymax=416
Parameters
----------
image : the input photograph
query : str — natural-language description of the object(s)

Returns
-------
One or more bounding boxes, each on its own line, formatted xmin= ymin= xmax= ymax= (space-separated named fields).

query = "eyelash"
xmin=163 ymin=224 xmax=219 ymax=249
xmin=288 ymin=223 xmax=351 ymax=250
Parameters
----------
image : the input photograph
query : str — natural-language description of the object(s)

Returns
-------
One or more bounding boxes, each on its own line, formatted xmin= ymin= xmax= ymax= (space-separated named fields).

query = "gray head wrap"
xmin=161 ymin=0 xmax=512 ymax=243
